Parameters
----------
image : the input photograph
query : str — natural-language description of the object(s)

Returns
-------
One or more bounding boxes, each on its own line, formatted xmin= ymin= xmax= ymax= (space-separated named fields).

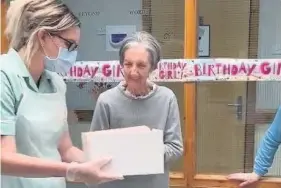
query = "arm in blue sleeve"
xmin=253 ymin=106 xmax=281 ymax=176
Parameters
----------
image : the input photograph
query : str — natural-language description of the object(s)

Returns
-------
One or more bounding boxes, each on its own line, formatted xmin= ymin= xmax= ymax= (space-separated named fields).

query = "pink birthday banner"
xmin=64 ymin=59 xmax=281 ymax=82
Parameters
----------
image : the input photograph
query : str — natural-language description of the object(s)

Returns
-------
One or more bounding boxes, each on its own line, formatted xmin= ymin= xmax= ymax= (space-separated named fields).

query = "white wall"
xmin=65 ymin=0 xmax=143 ymax=61
xmin=255 ymin=0 xmax=281 ymax=176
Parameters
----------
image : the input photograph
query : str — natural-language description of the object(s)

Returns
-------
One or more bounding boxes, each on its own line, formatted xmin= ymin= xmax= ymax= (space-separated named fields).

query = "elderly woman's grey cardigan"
xmin=89 ymin=82 xmax=183 ymax=188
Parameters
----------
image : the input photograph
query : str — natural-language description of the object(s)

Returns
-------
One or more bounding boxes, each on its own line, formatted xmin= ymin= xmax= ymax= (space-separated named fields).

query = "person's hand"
xmin=227 ymin=172 xmax=261 ymax=188
xmin=66 ymin=157 xmax=124 ymax=184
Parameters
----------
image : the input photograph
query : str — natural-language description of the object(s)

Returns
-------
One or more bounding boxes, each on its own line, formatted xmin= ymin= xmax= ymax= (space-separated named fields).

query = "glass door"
xmin=186 ymin=0 xmax=281 ymax=187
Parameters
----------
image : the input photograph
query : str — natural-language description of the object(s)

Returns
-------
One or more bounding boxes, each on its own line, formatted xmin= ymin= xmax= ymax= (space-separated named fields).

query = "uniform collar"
xmin=7 ymin=48 xmax=31 ymax=77
xmin=7 ymin=48 xmax=52 ymax=92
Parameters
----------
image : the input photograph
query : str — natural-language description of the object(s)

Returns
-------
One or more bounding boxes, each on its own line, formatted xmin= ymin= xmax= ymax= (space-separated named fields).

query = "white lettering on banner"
xmin=63 ymin=59 xmax=281 ymax=82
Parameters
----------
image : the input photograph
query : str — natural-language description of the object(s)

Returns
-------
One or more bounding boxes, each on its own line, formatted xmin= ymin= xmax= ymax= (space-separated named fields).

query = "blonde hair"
xmin=5 ymin=0 xmax=80 ymax=64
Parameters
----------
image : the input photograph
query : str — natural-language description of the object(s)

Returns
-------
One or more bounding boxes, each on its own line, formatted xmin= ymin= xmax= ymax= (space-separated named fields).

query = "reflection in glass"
xmin=149 ymin=0 xmax=185 ymax=172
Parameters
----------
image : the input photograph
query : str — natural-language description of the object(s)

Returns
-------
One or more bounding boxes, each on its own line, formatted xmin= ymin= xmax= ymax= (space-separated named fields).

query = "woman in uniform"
xmin=0 ymin=0 xmax=122 ymax=187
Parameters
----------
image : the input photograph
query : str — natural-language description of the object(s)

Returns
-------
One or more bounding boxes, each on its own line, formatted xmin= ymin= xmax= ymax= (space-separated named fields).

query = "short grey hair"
xmin=5 ymin=0 xmax=80 ymax=64
xmin=119 ymin=31 xmax=161 ymax=70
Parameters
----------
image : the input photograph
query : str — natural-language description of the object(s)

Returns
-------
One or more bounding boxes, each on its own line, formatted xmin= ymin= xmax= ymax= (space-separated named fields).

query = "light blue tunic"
xmin=1 ymin=49 xmax=68 ymax=188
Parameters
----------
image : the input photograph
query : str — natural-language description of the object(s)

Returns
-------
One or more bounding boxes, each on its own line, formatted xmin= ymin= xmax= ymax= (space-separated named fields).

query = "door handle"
xmin=227 ymin=103 xmax=242 ymax=107
xmin=227 ymin=96 xmax=243 ymax=120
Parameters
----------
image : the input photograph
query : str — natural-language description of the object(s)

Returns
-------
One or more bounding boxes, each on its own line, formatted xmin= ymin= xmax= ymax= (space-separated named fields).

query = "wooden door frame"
xmin=1 ymin=0 xmax=9 ymax=54
xmin=184 ymin=0 xmax=281 ymax=187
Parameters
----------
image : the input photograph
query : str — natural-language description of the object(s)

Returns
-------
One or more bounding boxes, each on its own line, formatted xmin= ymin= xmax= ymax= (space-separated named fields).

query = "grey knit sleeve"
xmin=90 ymin=94 xmax=110 ymax=131
xmin=164 ymin=95 xmax=184 ymax=163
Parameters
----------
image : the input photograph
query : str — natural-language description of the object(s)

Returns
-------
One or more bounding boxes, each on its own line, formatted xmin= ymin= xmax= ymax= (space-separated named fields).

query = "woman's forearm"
xmin=1 ymin=152 xmax=69 ymax=177
xmin=62 ymin=146 xmax=85 ymax=163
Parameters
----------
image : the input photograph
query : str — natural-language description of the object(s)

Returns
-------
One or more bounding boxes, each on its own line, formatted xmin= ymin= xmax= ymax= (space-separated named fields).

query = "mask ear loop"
xmin=39 ymin=32 xmax=53 ymax=58
xmin=47 ymin=33 xmax=60 ymax=49
xmin=39 ymin=35 xmax=47 ymax=57
xmin=42 ymin=32 xmax=61 ymax=59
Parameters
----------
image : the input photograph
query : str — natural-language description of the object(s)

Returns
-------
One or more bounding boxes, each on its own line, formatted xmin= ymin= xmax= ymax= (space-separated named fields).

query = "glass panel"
xmin=64 ymin=0 xmax=185 ymax=173
xmin=152 ymin=0 xmax=185 ymax=172
xmin=196 ymin=0 xmax=281 ymax=177
xmin=196 ymin=0 xmax=252 ymax=174
xmin=196 ymin=81 xmax=247 ymax=174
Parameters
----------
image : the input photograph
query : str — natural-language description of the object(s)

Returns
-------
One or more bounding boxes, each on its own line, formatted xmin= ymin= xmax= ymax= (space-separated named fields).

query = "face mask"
xmin=44 ymin=47 xmax=77 ymax=75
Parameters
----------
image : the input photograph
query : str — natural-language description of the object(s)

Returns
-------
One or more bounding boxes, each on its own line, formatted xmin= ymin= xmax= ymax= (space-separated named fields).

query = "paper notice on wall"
xmin=198 ymin=25 xmax=210 ymax=57
xmin=106 ymin=25 xmax=137 ymax=51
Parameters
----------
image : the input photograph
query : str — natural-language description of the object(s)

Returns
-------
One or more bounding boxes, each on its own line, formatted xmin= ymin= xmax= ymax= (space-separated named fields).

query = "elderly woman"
xmin=228 ymin=106 xmax=281 ymax=187
xmin=90 ymin=31 xmax=184 ymax=188
xmin=0 ymin=0 xmax=122 ymax=187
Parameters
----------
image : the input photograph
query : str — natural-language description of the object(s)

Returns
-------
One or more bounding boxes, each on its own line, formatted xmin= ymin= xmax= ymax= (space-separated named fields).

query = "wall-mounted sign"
xmin=198 ymin=25 xmax=210 ymax=57
xmin=105 ymin=25 xmax=137 ymax=51
xmin=64 ymin=59 xmax=281 ymax=82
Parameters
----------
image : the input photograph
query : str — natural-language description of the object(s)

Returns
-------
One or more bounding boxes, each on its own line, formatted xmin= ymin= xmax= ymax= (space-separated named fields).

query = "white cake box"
xmin=82 ymin=126 xmax=164 ymax=176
